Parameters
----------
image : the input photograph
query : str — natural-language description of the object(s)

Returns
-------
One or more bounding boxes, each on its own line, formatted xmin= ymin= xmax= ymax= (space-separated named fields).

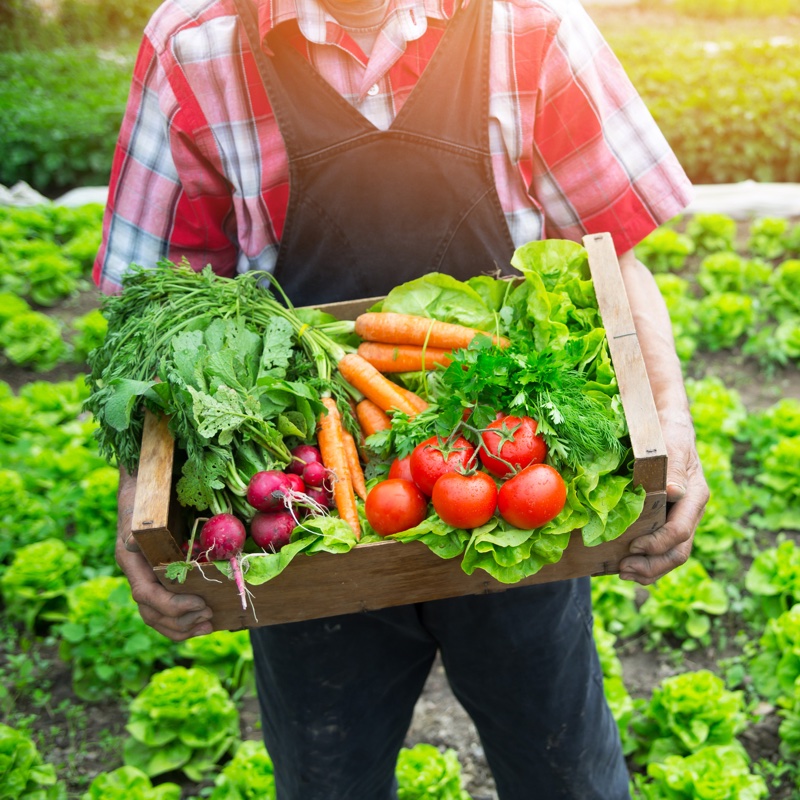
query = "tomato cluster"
xmin=365 ymin=415 xmax=568 ymax=536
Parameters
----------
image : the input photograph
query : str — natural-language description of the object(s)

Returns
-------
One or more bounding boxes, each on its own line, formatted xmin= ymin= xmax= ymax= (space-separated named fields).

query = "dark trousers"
xmin=249 ymin=577 xmax=630 ymax=800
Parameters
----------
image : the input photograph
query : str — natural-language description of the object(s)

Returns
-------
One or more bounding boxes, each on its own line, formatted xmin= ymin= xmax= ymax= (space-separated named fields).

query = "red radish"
xmin=180 ymin=539 xmax=208 ymax=563
xmin=247 ymin=470 xmax=292 ymax=512
xmin=199 ymin=514 xmax=248 ymax=610
xmin=301 ymin=460 xmax=328 ymax=488
xmin=284 ymin=473 xmax=305 ymax=494
xmin=287 ymin=444 xmax=322 ymax=475
xmin=250 ymin=511 xmax=296 ymax=551
xmin=304 ymin=485 xmax=333 ymax=510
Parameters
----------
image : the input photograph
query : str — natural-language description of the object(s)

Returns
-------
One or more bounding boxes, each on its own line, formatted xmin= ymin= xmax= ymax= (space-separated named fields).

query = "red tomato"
xmin=497 ymin=463 xmax=567 ymax=529
xmin=480 ymin=415 xmax=547 ymax=478
xmin=409 ymin=436 xmax=476 ymax=496
xmin=431 ymin=471 xmax=498 ymax=529
xmin=388 ymin=455 xmax=415 ymax=483
xmin=365 ymin=479 xmax=428 ymax=536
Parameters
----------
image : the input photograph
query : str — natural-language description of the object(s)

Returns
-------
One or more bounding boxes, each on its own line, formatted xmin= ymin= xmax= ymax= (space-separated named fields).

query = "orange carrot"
xmin=354 ymin=311 xmax=510 ymax=350
xmin=357 ymin=342 xmax=453 ymax=373
xmin=342 ymin=429 xmax=368 ymax=501
xmin=317 ymin=397 xmax=360 ymax=539
xmin=396 ymin=385 xmax=428 ymax=413
xmin=356 ymin=399 xmax=392 ymax=436
xmin=337 ymin=353 xmax=419 ymax=416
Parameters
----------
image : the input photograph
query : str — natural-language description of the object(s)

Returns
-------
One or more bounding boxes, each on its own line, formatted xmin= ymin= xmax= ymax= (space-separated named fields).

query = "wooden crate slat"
xmin=583 ymin=233 xmax=667 ymax=493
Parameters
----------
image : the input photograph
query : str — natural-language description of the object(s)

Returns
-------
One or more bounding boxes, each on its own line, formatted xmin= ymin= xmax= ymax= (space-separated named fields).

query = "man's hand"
xmin=615 ymin=248 xmax=710 ymax=585
xmin=118 ymin=468 xmax=214 ymax=641
xmin=618 ymin=412 xmax=709 ymax=585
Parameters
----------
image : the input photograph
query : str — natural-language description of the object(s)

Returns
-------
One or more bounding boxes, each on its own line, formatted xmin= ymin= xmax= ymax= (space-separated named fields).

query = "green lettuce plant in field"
xmin=770 ymin=258 xmax=800 ymax=318
xmin=684 ymin=213 xmax=737 ymax=256
xmin=396 ymin=743 xmax=471 ymax=800
xmin=778 ymin=677 xmax=800 ymax=758
xmin=750 ymin=603 xmax=800 ymax=703
xmin=61 ymin=228 xmax=103 ymax=273
xmin=685 ymin=376 xmax=747 ymax=454
xmin=639 ymin=559 xmax=729 ymax=648
xmin=56 ymin=576 xmax=175 ymax=702
xmin=70 ymin=308 xmax=108 ymax=363
xmin=745 ymin=539 xmax=800 ymax=620
xmin=750 ymin=437 xmax=800 ymax=533
xmin=748 ymin=217 xmax=789 ymax=261
xmin=653 ymin=274 xmax=699 ymax=364
xmin=124 ymin=666 xmax=240 ymax=782
xmin=81 ymin=766 xmax=180 ymax=800
xmin=692 ymin=441 xmax=752 ymax=572
xmin=208 ymin=740 xmax=276 ymax=800
xmin=591 ymin=575 xmax=642 ymax=638
xmin=0 ymin=378 xmax=118 ymax=576
xmin=11 ymin=243 xmax=83 ymax=307
xmin=739 ymin=398 xmax=800 ymax=462
xmin=594 ymin=620 xmax=637 ymax=756
xmin=696 ymin=291 xmax=756 ymax=351
xmin=0 ymin=310 xmax=66 ymax=371
xmin=635 ymin=227 xmax=695 ymax=273
xmin=634 ymin=744 xmax=767 ymax=800
xmin=0 ymin=538 xmax=82 ymax=630
xmin=632 ymin=670 xmax=748 ymax=765
xmin=0 ymin=292 xmax=30 ymax=326
xmin=696 ymin=251 xmax=771 ymax=296
xmin=0 ymin=723 xmax=65 ymax=800
xmin=177 ymin=630 xmax=254 ymax=696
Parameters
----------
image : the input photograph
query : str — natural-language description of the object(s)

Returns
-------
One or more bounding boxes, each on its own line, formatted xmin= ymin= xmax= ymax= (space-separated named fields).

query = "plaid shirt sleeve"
xmin=528 ymin=5 xmax=692 ymax=254
xmin=93 ymin=35 xmax=238 ymax=294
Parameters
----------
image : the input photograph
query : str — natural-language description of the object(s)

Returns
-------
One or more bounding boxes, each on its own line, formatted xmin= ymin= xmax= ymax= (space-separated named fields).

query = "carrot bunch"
xmin=309 ymin=311 xmax=510 ymax=539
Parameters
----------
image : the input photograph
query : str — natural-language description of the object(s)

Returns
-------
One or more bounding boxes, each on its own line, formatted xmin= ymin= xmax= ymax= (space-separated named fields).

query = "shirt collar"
xmin=256 ymin=0 xmax=460 ymax=48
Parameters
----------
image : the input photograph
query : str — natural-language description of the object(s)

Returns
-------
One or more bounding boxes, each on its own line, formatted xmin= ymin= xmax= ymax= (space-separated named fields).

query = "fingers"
xmin=619 ymin=457 xmax=709 ymax=586
xmin=116 ymin=535 xmax=213 ymax=642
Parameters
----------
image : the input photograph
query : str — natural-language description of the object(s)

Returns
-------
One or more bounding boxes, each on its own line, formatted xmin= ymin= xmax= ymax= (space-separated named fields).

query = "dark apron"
xmin=233 ymin=0 xmax=515 ymax=306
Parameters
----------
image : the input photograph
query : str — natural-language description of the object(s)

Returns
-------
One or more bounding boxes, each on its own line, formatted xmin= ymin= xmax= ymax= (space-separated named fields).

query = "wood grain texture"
xmin=584 ymin=233 xmax=667 ymax=493
xmin=154 ymin=490 xmax=666 ymax=631
xmin=131 ymin=411 xmax=183 ymax=567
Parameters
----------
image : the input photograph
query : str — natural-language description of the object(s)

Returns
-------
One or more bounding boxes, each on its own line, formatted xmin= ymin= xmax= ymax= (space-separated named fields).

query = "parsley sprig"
xmin=370 ymin=334 xmax=622 ymax=470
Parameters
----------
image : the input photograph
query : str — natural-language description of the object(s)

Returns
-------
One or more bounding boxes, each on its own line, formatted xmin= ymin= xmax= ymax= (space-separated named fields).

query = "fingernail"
xmin=629 ymin=545 xmax=645 ymax=554
xmin=619 ymin=572 xmax=637 ymax=582
xmin=667 ymin=482 xmax=686 ymax=497
xmin=192 ymin=623 xmax=213 ymax=637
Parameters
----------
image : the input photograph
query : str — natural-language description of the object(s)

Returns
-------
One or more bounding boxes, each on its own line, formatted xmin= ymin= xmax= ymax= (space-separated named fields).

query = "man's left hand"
xmin=618 ymin=411 xmax=709 ymax=585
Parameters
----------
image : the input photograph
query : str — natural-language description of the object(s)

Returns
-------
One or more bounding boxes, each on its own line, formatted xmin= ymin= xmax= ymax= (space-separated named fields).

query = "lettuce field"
xmin=1 ymin=203 xmax=800 ymax=800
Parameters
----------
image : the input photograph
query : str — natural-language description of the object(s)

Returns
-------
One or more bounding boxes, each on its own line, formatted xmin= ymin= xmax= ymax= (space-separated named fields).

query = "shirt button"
xmin=367 ymin=83 xmax=380 ymax=96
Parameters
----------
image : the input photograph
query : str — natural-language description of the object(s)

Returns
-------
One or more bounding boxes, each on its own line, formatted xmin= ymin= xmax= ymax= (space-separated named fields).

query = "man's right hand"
xmin=117 ymin=468 xmax=214 ymax=641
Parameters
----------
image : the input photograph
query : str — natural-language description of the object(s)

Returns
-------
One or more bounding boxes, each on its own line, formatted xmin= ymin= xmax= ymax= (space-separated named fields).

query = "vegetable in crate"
xmin=86 ymin=262 xmax=366 ymax=590
xmin=360 ymin=248 xmax=648 ymax=583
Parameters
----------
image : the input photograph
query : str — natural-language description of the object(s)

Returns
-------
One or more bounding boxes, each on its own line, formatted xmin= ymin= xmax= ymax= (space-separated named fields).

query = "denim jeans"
xmin=249 ymin=577 xmax=630 ymax=800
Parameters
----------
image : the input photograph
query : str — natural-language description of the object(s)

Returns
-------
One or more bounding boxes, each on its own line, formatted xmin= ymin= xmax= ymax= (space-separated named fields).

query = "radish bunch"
xmin=246 ymin=444 xmax=332 ymax=551
xmin=188 ymin=445 xmax=332 ymax=611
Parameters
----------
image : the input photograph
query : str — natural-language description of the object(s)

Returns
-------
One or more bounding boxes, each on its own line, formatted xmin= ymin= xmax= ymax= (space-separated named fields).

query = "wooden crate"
xmin=131 ymin=233 xmax=667 ymax=631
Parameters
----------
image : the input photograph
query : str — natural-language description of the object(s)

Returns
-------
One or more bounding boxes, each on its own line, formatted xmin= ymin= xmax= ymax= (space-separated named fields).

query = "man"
xmin=98 ymin=0 xmax=709 ymax=797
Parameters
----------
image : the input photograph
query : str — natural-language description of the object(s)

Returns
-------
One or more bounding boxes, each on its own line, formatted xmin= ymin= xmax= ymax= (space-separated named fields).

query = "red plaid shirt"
xmin=93 ymin=0 xmax=693 ymax=293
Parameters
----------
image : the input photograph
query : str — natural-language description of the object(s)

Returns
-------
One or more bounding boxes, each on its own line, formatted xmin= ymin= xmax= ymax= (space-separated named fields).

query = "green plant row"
xmin=2 ymin=24 xmax=800 ymax=193
xmin=0 ymin=47 xmax=135 ymax=193
xmin=611 ymin=32 xmax=800 ymax=185
xmin=641 ymin=0 xmax=800 ymax=18
xmin=636 ymin=213 xmax=800 ymax=370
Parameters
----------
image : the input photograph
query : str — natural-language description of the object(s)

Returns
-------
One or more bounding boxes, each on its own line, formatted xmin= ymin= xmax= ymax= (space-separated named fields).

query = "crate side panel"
xmin=583 ymin=233 xmax=667 ymax=493
xmin=132 ymin=410 xmax=183 ymax=566
xmin=157 ymin=490 xmax=665 ymax=631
